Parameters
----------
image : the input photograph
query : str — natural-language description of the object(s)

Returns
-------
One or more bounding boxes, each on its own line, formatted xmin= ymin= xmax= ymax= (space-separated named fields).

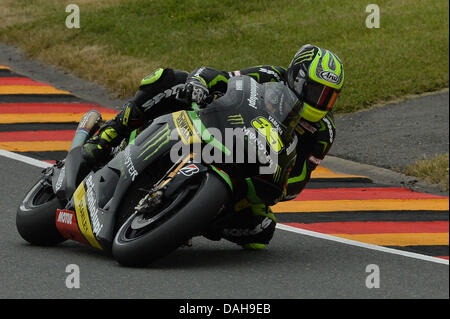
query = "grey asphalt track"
xmin=1 ymin=156 xmax=448 ymax=299
xmin=330 ymin=91 xmax=449 ymax=170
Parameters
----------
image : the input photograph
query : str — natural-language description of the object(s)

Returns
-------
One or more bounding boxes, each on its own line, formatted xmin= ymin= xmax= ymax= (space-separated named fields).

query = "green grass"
xmin=0 ymin=0 xmax=449 ymax=113
xmin=403 ymin=153 xmax=449 ymax=192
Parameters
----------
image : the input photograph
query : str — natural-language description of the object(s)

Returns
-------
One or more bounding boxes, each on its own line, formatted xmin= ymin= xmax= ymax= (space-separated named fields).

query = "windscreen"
xmin=262 ymin=82 xmax=302 ymax=138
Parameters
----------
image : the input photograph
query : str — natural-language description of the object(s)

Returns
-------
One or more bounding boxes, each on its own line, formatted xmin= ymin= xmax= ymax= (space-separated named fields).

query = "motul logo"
xmin=57 ymin=211 xmax=73 ymax=225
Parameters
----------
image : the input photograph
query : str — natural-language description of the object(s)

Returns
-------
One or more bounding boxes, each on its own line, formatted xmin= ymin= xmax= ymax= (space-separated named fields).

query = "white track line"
xmin=1 ymin=149 xmax=448 ymax=265
xmin=0 ymin=149 xmax=52 ymax=168
xmin=277 ymin=224 xmax=449 ymax=265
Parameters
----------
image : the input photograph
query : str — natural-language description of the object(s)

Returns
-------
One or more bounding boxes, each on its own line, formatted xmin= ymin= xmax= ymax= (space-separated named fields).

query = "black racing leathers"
xmin=185 ymin=66 xmax=336 ymax=201
xmin=85 ymin=66 xmax=336 ymax=247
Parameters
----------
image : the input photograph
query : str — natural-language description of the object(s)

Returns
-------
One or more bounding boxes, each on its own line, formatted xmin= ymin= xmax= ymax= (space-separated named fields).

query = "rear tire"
xmin=16 ymin=178 xmax=66 ymax=246
xmin=112 ymin=172 xmax=230 ymax=267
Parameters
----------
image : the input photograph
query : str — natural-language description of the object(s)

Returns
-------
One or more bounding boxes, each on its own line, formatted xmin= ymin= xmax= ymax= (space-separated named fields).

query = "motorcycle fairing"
xmin=69 ymin=178 xmax=104 ymax=249
xmin=55 ymin=209 xmax=89 ymax=246
xmin=59 ymin=112 xmax=212 ymax=250
xmin=54 ymin=76 xmax=296 ymax=250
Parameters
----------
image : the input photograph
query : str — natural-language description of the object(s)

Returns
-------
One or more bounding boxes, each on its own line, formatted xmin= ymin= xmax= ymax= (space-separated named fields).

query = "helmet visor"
xmin=304 ymin=80 xmax=340 ymax=112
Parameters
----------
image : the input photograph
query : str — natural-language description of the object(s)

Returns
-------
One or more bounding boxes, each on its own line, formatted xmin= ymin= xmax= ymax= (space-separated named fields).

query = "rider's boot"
xmin=202 ymin=201 xmax=277 ymax=249
xmin=235 ymin=204 xmax=277 ymax=250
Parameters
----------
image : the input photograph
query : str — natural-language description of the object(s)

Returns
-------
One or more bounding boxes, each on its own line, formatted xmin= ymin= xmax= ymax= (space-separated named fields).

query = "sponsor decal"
xmin=57 ymin=210 xmax=73 ymax=225
xmin=267 ymin=115 xmax=284 ymax=135
xmin=222 ymin=217 xmax=272 ymax=237
xmin=243 ymin=127 xmax=276 ymax=171
xmin=179 ymin=164 xmax=200 ymax=177
xmin=55 ymin=166 xmax=65 ymax=192
xmin=258 ymin=67 xmax=281 ymax=81
xmin=286 ymin=134 xmax=298 ymax=155
xmin=320 ymin=70 xmax=340 ymax=84
xmin=85 ymin=175 xmax=103 ymax=236
xmin=123 ymin=147 xmax=139 ymax=181
xmin=141 ymin=84 xmax=183 ymax=111
xmin=193 ymin=67 xmax=206 ymax=77
xmin=299 ymin=119 xmax=317 ymax=133
xmin=247 ymin=79 xmax=259 ymax=109
xmin=293 ymin=48 xmax=315 ymax=65
xmin=251 ymin=116 xmax=284 ymax=153
xmin=322 ymin=116 xmax=334 ymax=143
xmin=55 ymin=209 xmax=89 ymax=245
xmin=227 ymin=114 xmax=244 ymax=125
xmin=308 ymin=155 xmax=322 ymax=165
xmin=173 ymin=111 xmax=201 ymax=145
xmin=138 ymin=124 xmax=171 ymax=160
xmin=73 ymin=183 xmax=103 ymax=249
xmin=122 ymin=104 xmax=131 ymax=126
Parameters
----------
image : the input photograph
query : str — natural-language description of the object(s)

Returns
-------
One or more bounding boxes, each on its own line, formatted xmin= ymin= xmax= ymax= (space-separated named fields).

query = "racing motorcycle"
xmin=16 ymin=76 xmax=299 ymax=267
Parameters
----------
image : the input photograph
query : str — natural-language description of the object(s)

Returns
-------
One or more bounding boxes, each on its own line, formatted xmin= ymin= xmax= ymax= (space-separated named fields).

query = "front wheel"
xmin=112 ymin=172 xmax=230 ymax=267
xmin=16 ymin=177 xmax=66 ymax=246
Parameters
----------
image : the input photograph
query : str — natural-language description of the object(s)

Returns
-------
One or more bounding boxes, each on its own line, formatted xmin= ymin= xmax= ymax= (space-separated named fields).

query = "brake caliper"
xmin=134 ymin=190 xmax=164 ymax=214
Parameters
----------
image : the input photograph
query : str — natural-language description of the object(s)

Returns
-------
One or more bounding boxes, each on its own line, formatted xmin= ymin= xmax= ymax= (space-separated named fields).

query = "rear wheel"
xmin=16 ymin=178 xmax=66 ymax=246
xmin=112 ymin=172 xmax=230 ymax=267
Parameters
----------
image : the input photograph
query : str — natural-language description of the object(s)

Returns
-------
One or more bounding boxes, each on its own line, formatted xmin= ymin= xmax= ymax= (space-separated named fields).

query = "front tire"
xmin=16 ymin=178 xmax=66 ymax=246
xmin=112 ymin=172 xmax=230 ymax=267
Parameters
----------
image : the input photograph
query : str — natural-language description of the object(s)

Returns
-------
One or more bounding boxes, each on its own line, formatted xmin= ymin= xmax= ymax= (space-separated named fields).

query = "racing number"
xmin=251 ymin=117 xmax=284 ymax=153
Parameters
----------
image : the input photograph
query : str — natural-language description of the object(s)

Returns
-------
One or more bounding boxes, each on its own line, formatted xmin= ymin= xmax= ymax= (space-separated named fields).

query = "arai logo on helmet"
xmin=320 ymin=71 xmax=340 ymax=84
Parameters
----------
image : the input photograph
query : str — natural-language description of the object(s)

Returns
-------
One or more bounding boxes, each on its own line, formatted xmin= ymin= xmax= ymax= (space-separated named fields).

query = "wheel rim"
xmin=118 ymin=184 xmax=198 ymax=242
xmin=32 ymin=183 xmax=56 ymax=207
xmin=20 ymin=179 xmax=56 ymax=212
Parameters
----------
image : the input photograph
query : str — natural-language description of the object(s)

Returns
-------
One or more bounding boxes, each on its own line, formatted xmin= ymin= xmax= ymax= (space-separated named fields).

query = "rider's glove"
xmin=177 ymin=77 xmax=210 ymax=105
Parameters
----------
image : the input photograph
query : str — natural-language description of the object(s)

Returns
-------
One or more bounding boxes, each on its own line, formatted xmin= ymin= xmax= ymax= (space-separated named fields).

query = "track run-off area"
xmin=0 ymin=64 xmax=448 ymax=267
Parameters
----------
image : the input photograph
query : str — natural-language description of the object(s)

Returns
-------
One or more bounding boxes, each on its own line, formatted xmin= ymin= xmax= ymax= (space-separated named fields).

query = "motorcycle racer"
xmin=82 ymin=44 xmax=344 ymax=249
